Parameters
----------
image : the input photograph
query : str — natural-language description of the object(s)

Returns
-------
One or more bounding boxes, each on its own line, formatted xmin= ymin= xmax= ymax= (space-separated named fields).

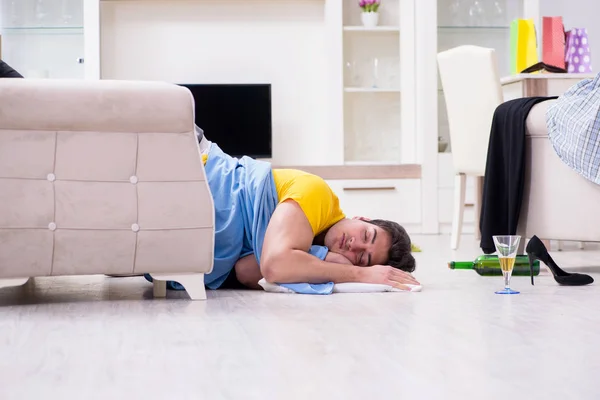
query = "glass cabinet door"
xmin=436 ymin=0 xmax=524 ymax=153
xmin=0 ymin=0 xmax=85 ymax=79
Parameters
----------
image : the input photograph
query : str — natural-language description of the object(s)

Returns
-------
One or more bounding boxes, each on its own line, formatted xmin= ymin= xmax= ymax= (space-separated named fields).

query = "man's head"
xmin=323 ymin=217 xmax=416 ymax=272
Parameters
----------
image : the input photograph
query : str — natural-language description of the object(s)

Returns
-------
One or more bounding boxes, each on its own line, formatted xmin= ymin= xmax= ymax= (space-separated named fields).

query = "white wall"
xmin=541 ymin=0 xmax=600 ymax=65
xmin=100 ymin=0 xmax=340 ymax=166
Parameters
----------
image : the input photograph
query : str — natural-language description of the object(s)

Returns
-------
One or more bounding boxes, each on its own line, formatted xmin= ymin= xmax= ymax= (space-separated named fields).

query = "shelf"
xmin=343 ymin=26 xmax=400 ymax=32
xmin=0 ymin=26 xmax=84 ymax=35
xmin=344 ymin=87 xmax=400 ymax=93
xmin=438 ymin=26 xmax=510 ymax=31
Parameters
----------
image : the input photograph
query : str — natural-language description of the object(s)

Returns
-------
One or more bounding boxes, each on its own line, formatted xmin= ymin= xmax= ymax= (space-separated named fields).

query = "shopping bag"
xmin=565 ymin=28 xmax=592 ymax=73
xmin=510 ymin=20 xmax=518 ymax=74
xmin=521 ymin=62 xmax=566 ymax=74
xmin=542 ymin=16 xmax=566 ymax=69
xmin=510 ymin=19 xmax=539 ymax=74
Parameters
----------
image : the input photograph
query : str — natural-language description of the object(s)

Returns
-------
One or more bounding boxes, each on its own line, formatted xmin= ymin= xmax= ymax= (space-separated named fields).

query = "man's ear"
xmin=352 ymin=216 xmax=371 ymax=221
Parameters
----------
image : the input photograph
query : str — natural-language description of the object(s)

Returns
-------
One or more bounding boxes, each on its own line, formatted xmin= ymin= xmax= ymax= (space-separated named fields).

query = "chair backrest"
xmin=437 ymin=45 xmax=504 ymax=176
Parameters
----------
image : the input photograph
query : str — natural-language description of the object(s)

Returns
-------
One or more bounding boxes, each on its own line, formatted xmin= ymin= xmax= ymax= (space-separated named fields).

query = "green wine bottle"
xmin=448 ymin=255 xmax=540 ymax=276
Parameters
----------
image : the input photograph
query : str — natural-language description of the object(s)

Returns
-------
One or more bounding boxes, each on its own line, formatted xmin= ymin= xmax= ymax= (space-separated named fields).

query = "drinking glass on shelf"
xmin=467 ymin=0 xmax=485 ymax=26
xmin=491 ymin=0 xmax=505 ymax=27
xmin=371 ymin=57 xmax=381 ymax=88
xmin=493 ymin=235 xmax=521 ymax=295
xmin=344 ymin=60 xmax=363 ymax=88
xmin=35 ymin=0 xmax=48 ymax=26
xmin=6 ymin=0 xmax=18 ymax=27
xmin=61 ymin=0 xmax=74 ymax=25
xmin=448 ymin=0 xmax=467 ymax=26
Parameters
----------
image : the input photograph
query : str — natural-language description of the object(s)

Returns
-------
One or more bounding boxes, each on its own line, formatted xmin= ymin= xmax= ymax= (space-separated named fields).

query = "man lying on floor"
xmin=1 ymin=61 xmax=419 ymax=292
xmin=187 ymin=130 xmax=420 ymax=292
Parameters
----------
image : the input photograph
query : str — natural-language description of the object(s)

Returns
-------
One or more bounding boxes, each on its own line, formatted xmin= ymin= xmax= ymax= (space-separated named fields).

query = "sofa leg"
xmin=153 ymin=280 xmax=167 ymax=298
xmin=451 ymin=174 xmax=466 ymax=250
xmin=149 ymin=273 xmax=207 ymax=300
xmin=0 ymin=278 xmax=30 ymax=290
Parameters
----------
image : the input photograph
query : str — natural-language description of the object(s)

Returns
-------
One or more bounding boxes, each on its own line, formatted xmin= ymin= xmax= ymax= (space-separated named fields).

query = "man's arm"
xmin=260 ymin=200 xmax=362 ymax=284
xmin=260 ymin=200 xmax=418 ymax=290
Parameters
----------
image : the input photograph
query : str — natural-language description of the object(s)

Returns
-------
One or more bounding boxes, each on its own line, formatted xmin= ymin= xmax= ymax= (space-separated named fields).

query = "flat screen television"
xmin=178 ymin=83 xmax=272 ymax=159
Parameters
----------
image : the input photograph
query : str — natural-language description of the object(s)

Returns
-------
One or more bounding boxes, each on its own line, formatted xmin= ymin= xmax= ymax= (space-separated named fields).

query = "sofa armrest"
xmin=0 ymin=79 xmax=194 ymax=134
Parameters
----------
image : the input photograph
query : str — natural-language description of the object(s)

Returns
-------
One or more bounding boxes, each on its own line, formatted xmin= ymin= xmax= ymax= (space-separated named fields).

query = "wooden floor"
xmin=1 ymin=235 xmax=599 ymax=400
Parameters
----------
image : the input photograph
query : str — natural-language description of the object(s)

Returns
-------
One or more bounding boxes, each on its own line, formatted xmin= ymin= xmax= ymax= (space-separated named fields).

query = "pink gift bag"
xmin=543 ymin=16 xmax=566 ymax=69
xmin=565 ymin=28 xmax=593 ymax=73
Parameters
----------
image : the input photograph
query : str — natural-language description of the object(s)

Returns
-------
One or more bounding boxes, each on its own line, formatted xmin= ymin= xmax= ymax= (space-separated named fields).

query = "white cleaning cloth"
xmin=258 ymin=279 xmax=422 ymax=294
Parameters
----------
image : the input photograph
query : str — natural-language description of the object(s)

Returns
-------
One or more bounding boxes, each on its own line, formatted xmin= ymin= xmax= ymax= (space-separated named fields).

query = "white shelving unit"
xmin=341 ymin=0 xmax=416 ymax=165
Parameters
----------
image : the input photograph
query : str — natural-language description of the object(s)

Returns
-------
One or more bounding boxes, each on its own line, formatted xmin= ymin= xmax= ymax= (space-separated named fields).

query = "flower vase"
xmin=361 ymin=11 xmax=379 ymax=28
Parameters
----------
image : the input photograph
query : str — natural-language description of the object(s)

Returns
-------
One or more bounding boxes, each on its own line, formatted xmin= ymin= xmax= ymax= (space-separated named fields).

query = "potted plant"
xmin=359 ymin=0 xmax=381 ymax=28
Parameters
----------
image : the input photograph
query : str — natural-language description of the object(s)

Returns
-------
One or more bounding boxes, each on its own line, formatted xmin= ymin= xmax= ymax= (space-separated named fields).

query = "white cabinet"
xmin=0 ymin=0 xmax=415 ymax=166
xmin=0 ymin=0 xmax=99 ymax=79
xmin=326 ymin=179 xmax=422 ymax=228
xmin=340 ymin=0 xmax=417 ymax=165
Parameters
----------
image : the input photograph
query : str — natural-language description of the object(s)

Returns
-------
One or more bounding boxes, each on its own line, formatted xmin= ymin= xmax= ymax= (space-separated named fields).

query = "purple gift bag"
xmin=565 ymin=28 xmax=592 ymax=73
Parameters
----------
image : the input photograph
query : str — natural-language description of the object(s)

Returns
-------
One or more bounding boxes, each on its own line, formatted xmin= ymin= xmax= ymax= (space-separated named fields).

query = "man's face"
xmin=324 ymin=218 xmax=391 ymax=266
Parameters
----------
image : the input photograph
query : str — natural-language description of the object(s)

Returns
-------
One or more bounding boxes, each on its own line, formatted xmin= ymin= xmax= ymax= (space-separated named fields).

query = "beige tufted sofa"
xmin=518 ymin=99 xmax=600 ymax=248
xmin=0 ymin=79 xmax=214 ymax=300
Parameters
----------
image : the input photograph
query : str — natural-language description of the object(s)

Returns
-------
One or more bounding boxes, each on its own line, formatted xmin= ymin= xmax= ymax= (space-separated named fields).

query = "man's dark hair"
xmin=367 ymin=219 xmax=416 ymax=273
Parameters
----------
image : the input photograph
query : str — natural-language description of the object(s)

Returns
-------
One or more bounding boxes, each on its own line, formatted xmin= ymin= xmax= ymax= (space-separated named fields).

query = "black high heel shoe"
xmin=526 ymin=235 xmax=594 ymax=286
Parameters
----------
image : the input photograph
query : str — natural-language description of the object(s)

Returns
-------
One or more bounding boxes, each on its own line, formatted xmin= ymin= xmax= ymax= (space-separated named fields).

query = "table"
xmin=501 ymin=73 xmax=596 ymax=100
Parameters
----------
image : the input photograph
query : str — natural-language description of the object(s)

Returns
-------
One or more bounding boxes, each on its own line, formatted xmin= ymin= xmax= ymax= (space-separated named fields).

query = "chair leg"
xmin=473 ymin=176 xmax=484 ymax=241
xmin=451 ymin=174 xmax=467 ymax=250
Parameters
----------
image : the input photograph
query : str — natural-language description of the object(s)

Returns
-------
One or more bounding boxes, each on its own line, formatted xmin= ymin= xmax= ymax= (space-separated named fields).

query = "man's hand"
xmin=357 ymin=265 xmax=420 ymax=291
xmin=325 ymin=251 xmax=353 ymax=265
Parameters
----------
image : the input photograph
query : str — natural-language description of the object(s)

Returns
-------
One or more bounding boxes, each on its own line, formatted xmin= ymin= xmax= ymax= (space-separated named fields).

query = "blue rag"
xmin=145 ymin=142 xmax=334 ymax=295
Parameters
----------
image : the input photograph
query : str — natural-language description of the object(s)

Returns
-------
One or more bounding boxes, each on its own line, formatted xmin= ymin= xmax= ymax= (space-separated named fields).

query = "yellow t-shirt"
xmin=272 ymin=168 xmax=346 ymax=236
xmin=201 ymin=154 xmax=345 ymax=236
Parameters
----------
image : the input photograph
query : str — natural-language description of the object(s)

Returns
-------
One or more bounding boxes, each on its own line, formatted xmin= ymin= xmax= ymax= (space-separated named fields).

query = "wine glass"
xmin=448 ymin=0 xmax=467 ymax=26
xmin=35 ymin=0 xmax=48 ymax=25
xmin=493 ymin=235 xmax=521 ymax=294
xmin=371 ymin=57 xmax=381 ymax=88
xmin=468 ymin=0 xmax=485 ymax=26
xmin=61 ymin=0 xmax=74 ymax=25
xmin=344 ymin=60 xmax=363 ymax=88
